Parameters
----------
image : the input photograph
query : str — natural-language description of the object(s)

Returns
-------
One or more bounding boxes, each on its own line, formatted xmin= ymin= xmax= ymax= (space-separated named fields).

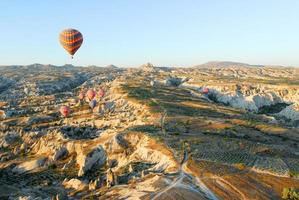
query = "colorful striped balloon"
xmin=59 ymin=29 xmax=83 ymax=58
xmin=86 ymin=89 xmax=96 ymax=101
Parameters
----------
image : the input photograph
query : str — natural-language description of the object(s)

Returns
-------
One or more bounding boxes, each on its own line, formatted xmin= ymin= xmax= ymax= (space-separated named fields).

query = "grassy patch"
xmin=129 ymin=125 xmax=161 ymax=133
xmin=234 ymin=163 xmax=246 ymax=170
xmin=289 ymin=170 xmax=299 ymax=178
xmin=123 ymin=85 xmax=153 ymax=100
xmin=48 ymin=163 xmax=57 ymax=169
xmin=282 ymin=187 xmax=299 ymax=200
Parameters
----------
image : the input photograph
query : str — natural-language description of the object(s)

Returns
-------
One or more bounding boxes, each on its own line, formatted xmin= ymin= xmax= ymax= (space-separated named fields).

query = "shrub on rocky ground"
xmin=282 ymin=187 xmax=299 ymax=200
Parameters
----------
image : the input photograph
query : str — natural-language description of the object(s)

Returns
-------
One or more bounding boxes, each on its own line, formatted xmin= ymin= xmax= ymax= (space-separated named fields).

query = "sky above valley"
xmin=0 ymin=0 xmax=299 ymax=67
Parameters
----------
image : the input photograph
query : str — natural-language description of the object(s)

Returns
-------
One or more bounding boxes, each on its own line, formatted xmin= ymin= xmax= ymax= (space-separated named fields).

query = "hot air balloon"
xmin=59 ymin=29 xmax=83 ymax=59
xmin=89 ymin=99 xmax=97 ymax=109
xmin=78 ymin=92 xmax=84 ymax=100
xmin=87 ymin=89 xmax=96 ymax=100
xmin=60 ymin=106 xmax=70 ymax=117
xmin=202 ymin=87 xmax=209 ymax=94
xmin=98 ymin=88 xmax=105 ymax=98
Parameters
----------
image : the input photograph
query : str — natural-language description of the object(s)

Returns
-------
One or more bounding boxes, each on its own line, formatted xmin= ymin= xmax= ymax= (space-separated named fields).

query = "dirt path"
xmin=151 ymin=150 xmax=218 ymax=200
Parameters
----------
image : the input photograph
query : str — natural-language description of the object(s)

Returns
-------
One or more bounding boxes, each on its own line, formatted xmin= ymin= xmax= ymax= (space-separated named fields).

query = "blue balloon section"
xmin=89 ymin=99 xmax=97 ymax=109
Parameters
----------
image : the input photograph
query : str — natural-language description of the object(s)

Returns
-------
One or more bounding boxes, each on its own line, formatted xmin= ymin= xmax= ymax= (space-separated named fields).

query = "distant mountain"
xmin=194 ymin=61 xmax=264 ymax=68
xmin=105 ymin=64 xmax=118 ymax=69
xmin=0 ymin=64 xmax=81 ymax=73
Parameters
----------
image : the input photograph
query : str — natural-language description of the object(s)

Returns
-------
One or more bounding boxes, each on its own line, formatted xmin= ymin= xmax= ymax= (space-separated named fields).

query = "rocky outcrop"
xmin=12 ymin=157 xmax=47 ymax=173
xmin=0 ymin=76 xmax=15 ymax=94
xmin=52 ymin=147 xmax=68 ymax=161
xmin=27 ymin=115 xmax=54 ymax=125
xmin=89 ymin=177 xmax=102 ymax=190
xmin=0 ymin=110 xmax=6 ymax=119
xmin=76 ymin=145 xmax=106 ymax=176
xmin=165 ymin=76 xmax=189 ymax=87
xmin=62 ymin=178 xmax=88 ymax=191
xmin=182 ymin=82 xmax=299 ymax=123
xmin=140 ymin=63 xmax=157 ymax=73
xmin=278 ymin=103 xmax=299 ymax=123
xmin=124 ymin=133 xmax=178 ymax=173
xmin=0 ymin=131 xmax=21 ymax=148
xmin=106 ymin=168 xmax=117 ymax=188
xmin=105 ymin=134 xmax=129 ymax=154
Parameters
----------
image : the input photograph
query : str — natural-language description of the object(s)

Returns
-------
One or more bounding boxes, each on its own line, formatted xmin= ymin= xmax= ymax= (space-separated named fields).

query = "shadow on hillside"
xmin=0 ymin=163 xmax=68 ymax=198
xmin=60 ymin=125 xmax=102 ymax=140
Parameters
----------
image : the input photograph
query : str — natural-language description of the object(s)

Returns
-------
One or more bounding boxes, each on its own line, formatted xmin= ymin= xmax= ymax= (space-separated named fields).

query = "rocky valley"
xmin=0 ymin=62 xmax=298 ymax=199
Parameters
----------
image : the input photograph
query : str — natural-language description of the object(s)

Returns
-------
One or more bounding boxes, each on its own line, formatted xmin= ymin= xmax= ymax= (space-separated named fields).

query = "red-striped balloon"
xmin=86 ymin=89 xmax=96 ymax=100
xmin=59 ymin=29 xmax=83 ymax=58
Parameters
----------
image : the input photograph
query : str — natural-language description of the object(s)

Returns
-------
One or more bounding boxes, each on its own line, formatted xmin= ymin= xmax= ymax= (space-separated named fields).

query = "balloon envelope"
xmin=202 ymin=88 xmax=209 ymax=94
xmin=89 ymin=99 xmax=97 ymax=109
xmin=87 ymin=89 xmax=96 ymax=100
xmin=59 ymin=29 xmax=83 ymax=58
xmin=78 ymin=92 xmax=84 ymax=100
xmin=98 ymin=88 xmax=105 ymax=98
xmin=60 ymin=106 xmax=70 ymax=117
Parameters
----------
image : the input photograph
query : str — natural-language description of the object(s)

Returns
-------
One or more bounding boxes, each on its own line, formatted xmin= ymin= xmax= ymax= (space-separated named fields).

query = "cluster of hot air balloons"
xmin=60 ymin=88 xmax=105 ymax=118
xmin=86 ymin=88 xmax=105 ymax=109
xmin=58 ymin=28 xmax=107 ymax=118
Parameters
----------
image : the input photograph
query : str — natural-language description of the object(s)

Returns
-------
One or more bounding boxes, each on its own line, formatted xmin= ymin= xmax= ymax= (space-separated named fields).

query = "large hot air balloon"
xmin=89 ymin=99 xmax=97 ymax=109
xmin=59 ymin=29 xmax=83 ymax=59
xmin=98 ymin=88 xmax=105 ymax=98
xmin=87 ymin=89 xmax=96 ymax=100
xmin=60 ymin=106 xmax=70 ymax=117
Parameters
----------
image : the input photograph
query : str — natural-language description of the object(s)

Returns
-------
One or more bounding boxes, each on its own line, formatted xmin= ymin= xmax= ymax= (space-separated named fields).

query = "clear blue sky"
xmin=0 ymin=0 xmax=299 ymax=67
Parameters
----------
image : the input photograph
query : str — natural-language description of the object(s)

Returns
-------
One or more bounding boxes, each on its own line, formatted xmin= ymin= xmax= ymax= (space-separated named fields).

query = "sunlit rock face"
xmin=278 ymin=103 xmax=299 ymax=124
xmin=180 ymin=65 xmax=299 ymax=126
xmin=77 ymin=145 xmax=107 ymax=177
xmin=12 ymin=157 xmax=47 ymax=173
xmin=0 ymin=63 xmax=299 ymax=199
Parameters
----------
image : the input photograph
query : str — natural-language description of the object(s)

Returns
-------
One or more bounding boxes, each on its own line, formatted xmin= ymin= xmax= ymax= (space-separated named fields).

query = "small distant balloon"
xmin=89 ymin=99 xmax=97 ymax=109
xmin=87 ymin=89 xmax=96 ymax=100
xmin=60 ymin=106 xmax=70 ymax=117
xmin=202 ymin=88 xmax=209 ymax=94
xmin=98 ymin=88 xmax=105 ymax=98
xmin=78 ymin=92 xmax=84 ymax=100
